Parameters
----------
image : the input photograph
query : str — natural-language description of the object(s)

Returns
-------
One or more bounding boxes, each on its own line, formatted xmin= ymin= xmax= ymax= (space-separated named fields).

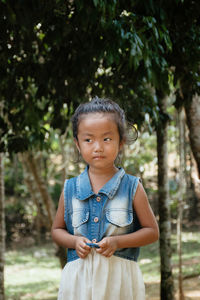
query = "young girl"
xmin=52 ymin=96 xmax=159 ymax=300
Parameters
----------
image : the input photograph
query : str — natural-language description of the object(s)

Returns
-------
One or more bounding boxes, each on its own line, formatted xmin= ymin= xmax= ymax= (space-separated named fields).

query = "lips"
xmin=93 ymin=156 xmax=105 ymax=159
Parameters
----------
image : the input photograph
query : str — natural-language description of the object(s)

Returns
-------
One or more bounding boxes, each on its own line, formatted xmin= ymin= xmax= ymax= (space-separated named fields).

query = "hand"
xmin=75 ymin=236 xmax=91 ymax=259
xmin=96 ymin=237 xmax=118 ymax=257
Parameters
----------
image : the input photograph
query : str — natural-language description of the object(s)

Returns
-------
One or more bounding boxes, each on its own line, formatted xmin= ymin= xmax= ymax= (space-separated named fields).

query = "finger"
xmin=80 ymin=242 xmax=90 ymax=250
xmin=98 ymin=240 xmax=107 ymax=248
xmin=80 ymin=247 xmax=90 ymax=254
xmin=101 ymin=249 xmax=113 ymax=257
xmin=96 ymin=245 xmax=107 ymax=253
xmin=79 ymin=252 xmax=87 ymax=259
xmin=77 ymin=250 xmax=85 ymax=258
xmin=96 ymin=247 xmax=103 ymax=254
xmin=83 ymin=239 xmax=92 ymax=249
xmin=107 ymin=251 xmax=114 ymax=257
xmin=85 ymin=238 xmax=92 ymax=243
xmin=83 ymin=244 xmax=91 ymax=250
xmin=85 ymin=247 xmax=91 ymax=253
xmin=78 ymin=248 xmax=89 ymax=258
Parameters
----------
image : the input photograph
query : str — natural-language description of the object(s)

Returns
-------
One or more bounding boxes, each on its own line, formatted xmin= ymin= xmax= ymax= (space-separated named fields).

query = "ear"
xmin=119 ymin=139 xmax=125 ymax=151
xmin=74 ymin=138 xmax=80 ymax=153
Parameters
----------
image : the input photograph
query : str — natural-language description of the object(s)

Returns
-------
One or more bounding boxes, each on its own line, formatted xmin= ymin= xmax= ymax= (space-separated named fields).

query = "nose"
xmin=94 ymin=141 xmax=103 ymax=152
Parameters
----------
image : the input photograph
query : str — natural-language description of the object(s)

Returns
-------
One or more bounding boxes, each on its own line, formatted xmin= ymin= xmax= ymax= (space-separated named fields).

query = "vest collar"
xmin=76 ymin=166 xmax=125 ymax=200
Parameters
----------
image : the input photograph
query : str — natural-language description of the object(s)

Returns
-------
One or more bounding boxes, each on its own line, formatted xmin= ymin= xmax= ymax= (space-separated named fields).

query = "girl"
xmin=52 ymin=96 xmax=159 ymax=300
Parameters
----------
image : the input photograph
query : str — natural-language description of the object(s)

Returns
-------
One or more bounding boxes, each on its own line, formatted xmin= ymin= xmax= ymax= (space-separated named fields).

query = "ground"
xmin=146 ymin=276 xmax=200 ymax=299
xmin=5 ymin=230 xmax=200 ymax=299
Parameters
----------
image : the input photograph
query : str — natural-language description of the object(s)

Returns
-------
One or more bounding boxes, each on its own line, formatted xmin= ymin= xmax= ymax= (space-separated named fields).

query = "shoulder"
xmin=119 ymin=172 xmax=141 ymax=199
xmin=64 ymin=173 xmax=80 ymax=184
xmin=64 ymin=176 xmax=76 ymax=185
xmin=123 ymin=172 xmax=140 ymax=181
xmin=122 ymin=172 xmax=141 ymax=187
xmin=64 ymin=167 xmax=88 ymax=186
xmin=133 ymin=181 xmax=148 ymax=205
xmin=63 ymin=175 xmax=79 ymax=198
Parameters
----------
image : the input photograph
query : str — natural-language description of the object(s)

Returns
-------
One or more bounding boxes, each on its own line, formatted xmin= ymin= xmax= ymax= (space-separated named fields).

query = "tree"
xmin=184 ymin=95 xmax=200 ymax=178
xmin=156 ymin=93 xmax=174 ymax=299
xmin=167 ymin=0 xmax=200 ymax=178
xmin=0 ymin=153 xmax=5 ymax=300
xmin=0 ymin=0 xmax=102 ymax=152
xmin=177 ymin=107 xmax=186 ymax=300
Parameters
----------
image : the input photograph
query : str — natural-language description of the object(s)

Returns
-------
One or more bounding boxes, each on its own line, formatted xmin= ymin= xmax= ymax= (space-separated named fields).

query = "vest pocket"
xmin=106 ymin=209 xmax=133 ymax=227
xmin=72 ymin=210 xmax=89 ymax=228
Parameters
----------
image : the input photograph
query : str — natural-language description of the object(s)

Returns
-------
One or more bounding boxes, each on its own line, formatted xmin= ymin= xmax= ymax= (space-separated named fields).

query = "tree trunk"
xmin=0 ymin=153 xmax=5 ymax=300
xmin=177 ymin=107 xmax=186 ymax=300
xmin=22 ymin=151 xmax=67 ymax=268
xmin=59 ymin=134 xmax=67 ymax=185
xmin=23 ymin=152 xmax=56 ymax=226
xmin=19 ymin=153 xmax=48 ymax=244
xmin=156 ymin=93 xmax=174 ymax=300
xmin=187 ymin=150 xmax=200 ymax=221
xmin=184 ymin=94 xmax=200 ymax=179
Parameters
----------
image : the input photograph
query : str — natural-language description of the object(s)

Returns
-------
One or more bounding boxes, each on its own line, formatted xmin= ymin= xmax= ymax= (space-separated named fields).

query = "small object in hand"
xmin=86 ymin=242 xmax=100 ymax=248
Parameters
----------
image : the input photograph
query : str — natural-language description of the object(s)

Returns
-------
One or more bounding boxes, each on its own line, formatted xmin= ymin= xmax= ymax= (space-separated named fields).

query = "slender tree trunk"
xmin=184 ymin=94 xmax=200 ymax=179
xmin=24 ymin=170 xmax=43 ymax=244
xmin=19 ymin=154 xmax=48 ymax=244
xmin=177 ymin=107 xmax=186 ymax=300
xmin=187 ymin=150 xmax=199 ymax=221
xmin=0 ymin=153 xmax=5 ymax=300
xmin=156 ymin=93 xmax=174 ymax=300
xmin=22 ymin=151 xmax=67 ymax=268
xmin=59 ymin=136 xmax=67 ymax=185
xmin=23 ymin=152 xmax=56 ymax=226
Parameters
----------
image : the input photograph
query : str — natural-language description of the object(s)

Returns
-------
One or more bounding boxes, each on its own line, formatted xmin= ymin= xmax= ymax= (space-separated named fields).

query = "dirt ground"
xmin=146 ymin=276 xmax=200 ymax=300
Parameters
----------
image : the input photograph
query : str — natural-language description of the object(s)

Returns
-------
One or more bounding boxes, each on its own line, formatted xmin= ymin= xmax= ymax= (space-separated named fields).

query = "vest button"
xmin=94 ymin=217 xmax=99 ymax=223
xmin=96 ymin=196 xmax=101 ymax=202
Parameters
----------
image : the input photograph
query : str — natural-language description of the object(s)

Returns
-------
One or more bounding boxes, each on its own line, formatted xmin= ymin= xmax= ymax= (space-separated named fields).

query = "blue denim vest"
xmin=64 ymin=166 xmax=141 ymax=263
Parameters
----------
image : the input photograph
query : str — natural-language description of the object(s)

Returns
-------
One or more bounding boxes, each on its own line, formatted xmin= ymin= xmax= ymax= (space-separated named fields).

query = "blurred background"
xmin=0 ymin=1 xmax=200 ymax=299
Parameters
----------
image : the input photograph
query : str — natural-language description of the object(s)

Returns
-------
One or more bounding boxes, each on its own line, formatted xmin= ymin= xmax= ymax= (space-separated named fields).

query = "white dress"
xmin=58 ymin=249 xmax=145 ymax=300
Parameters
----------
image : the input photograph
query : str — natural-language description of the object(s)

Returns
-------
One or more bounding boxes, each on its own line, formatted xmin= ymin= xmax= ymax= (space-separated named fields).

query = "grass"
xmin=139 ymin=231 xmax=200 ymax=299
xmin=5 ymin=244 xmax=61 ymax=300
xmin=5 ymin=231 xmax=200 ymax=300
xmin=140 ymin=231 xmax=200 ymax=282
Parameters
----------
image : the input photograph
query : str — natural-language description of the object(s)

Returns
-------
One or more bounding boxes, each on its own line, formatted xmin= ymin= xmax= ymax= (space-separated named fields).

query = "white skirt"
xmin=58 ymin=249 xmax=145 ymax=300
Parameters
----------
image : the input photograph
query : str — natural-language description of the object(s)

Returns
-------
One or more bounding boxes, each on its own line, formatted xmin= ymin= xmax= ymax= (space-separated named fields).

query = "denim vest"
xmin=64 ymin=166 xmax=141 ymax=263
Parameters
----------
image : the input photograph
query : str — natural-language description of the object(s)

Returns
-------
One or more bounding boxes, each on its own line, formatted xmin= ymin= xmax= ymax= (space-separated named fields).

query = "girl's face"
xmin=75 ymin=113 xmax=123 ymax=171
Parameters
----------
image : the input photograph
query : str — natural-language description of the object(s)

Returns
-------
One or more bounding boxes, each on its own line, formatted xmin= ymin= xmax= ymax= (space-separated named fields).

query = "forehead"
xmin=77 ymin=113 xmax=118 ymax=134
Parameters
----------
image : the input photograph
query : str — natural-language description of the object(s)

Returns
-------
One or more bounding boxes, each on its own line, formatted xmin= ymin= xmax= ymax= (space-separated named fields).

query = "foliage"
xmin=0 ymin=0 xmax=97 ymax=152
xmin=0 ymin=0 xmax=175 ymax=152
xmin=167 ymin=0 xmax=200 ymax=103
xmin=1 ymin=0 xmax=200 ymax=153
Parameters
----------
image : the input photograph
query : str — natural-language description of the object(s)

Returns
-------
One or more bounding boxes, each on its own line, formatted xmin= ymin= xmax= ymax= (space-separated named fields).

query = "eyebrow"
xmin=82 ymin=131 xmax=114 ymax=136
xmin=102 ymin=131 xmax=113 ymax=136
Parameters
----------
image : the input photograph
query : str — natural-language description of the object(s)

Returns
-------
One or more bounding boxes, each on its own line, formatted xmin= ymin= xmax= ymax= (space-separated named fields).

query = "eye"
xmin=85 ymin=138 xmax=92 ymax=142
xmin=104 ymin=137 xmax=111 ymax=141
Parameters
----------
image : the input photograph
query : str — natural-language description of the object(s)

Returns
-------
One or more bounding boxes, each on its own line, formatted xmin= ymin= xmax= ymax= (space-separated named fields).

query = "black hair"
xmin=71 ymin=96 xmax=137 ymax=144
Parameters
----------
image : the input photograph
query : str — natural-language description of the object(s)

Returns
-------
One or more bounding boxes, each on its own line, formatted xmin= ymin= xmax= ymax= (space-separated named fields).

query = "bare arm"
xmin=96 ymin=182 xmax=159 ymax=257
xmin=115 ymin=182 xmax=159 ymax=247
xmin=51 ymin=191 xmax=91 ymax=258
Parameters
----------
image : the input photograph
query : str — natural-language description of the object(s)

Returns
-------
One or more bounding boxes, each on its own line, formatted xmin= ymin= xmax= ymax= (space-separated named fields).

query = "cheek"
xmin=107 ymin=143 xmax=120 ymax=155
xmin=80 ymin=145 xmax=90 ymax=156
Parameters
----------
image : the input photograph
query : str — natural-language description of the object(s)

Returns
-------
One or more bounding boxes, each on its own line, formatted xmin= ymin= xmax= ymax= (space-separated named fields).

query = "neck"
xmin=88 ymin=164 xmax=118 ymax=178
xmin=88 ymin=165 xmax=119 ymax=194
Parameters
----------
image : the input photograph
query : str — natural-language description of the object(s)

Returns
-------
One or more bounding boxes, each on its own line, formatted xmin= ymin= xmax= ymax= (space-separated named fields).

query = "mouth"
xmin=93 ymin=156 xmax=105 ymax=160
